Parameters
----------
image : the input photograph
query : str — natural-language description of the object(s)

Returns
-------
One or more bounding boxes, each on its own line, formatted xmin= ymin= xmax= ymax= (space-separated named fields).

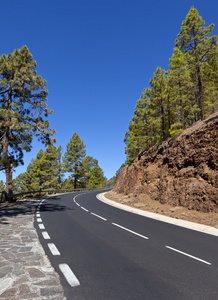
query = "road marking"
xmin=76 ymin=202 xmax=80 ymax=207
xmin=39 ymin=224 xmax=45 ymax=229
xmin=165 ymin=246 xmax=211 ymax=265
xmin=37 ymin=218 xmax=42 ymax=222
xmin=48 ymin=243 xmax=60 ymax=255
xmin=59 ymin=263 xmax=80 ymax=287
xmin=42 ymin=231 xmax=51 ymax=239
xmin=81 ymin=206 xmax=89 ymax=212
xmin=112 ymin=223 xmax=149 ymax=240
xmin=91 ymin=212 xmax=107 ymax=221
xmin=36 ymin=213 xmax=40 ymax=217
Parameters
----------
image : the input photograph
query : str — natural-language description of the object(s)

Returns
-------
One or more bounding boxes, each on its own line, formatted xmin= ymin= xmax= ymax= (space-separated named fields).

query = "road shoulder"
xmin=97 ymin=192 xmax=218 ymax=237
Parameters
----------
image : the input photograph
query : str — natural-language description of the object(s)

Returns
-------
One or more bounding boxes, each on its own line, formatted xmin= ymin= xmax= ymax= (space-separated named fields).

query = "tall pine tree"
xmin=0 ymin=46 xmax=55 ymax=197
xmin=176 ymin=6 xmax=218 ymax=120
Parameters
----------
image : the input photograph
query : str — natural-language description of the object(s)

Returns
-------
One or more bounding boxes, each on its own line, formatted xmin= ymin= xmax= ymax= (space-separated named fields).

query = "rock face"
xmin=114 ymin=112 xmax=218 ymax=213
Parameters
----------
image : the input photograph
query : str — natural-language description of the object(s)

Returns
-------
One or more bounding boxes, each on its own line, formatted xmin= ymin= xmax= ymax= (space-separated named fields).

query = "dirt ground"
xmin=105 ymin=190 xmax=218 ymax=229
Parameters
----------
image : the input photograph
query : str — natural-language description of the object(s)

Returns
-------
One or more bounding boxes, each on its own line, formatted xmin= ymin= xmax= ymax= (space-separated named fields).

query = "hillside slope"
xmin=114 ymin=111 xmax=218 ymax=213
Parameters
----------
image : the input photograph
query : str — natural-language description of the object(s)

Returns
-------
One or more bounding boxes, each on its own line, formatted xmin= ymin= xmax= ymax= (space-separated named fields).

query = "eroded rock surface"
xmin=114 ymin=112 xmax=218 ymax=213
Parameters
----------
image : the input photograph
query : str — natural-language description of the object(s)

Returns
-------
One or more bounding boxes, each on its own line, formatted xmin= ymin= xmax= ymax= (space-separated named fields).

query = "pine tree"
xmin=0 ymin=46 xmax=55 ymax=197
xmin=124 ymin=88 xmax=153 ymax=163
xmin=79 ymin=156 xmax=98 ymax=187
xmin=176 ymin=6 xmax=218 ymax=120
xmin=124 ymin=6 xmax=218 ymax=164
xmin=202 ymin=45 xmax=218 ymax=114
xmin=40 ymin=145 xmax=62 ymax=189
xmin=87 ymin=165 xmax=105 ymax=188
xmin=149 ymin=67 xmax=169 ymax=140
xmin=169 ymin=47 xmax=195 ymax=132
xmin=63 ymin=132 xmax=86 ymax=189
xmin=13 ymin=145 xmax=62 ymax=191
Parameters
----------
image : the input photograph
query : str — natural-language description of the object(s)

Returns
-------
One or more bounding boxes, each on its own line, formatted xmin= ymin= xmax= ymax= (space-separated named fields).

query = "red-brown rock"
xmin=114 ymin=112 xmax=218 ymax=213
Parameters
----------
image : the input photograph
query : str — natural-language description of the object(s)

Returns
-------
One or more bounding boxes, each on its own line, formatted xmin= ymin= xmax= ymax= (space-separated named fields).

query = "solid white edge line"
xmin=165 ymin=246 xmax=211 ymax=265
xmin=97 ymin=193 xmax=218 ymax=237
xmin=59 ymin=263 xmax=80 ymax=287
xmin=38 ymin=224 xmax=45 ymax=229
xmin=90 ymin=212 xmax=107 ymax=221
xmin=112 ymin=223 xmax=149 ymax=240
xmin=37 ymin=218 xmax=42 ymax=222
xmin=42 ymin=231 xmax=51 ymax=239
xmin=81 ymin=206 xmax=89 ymax=212
xmin=47 ymin=243 xmax=60 ymax=255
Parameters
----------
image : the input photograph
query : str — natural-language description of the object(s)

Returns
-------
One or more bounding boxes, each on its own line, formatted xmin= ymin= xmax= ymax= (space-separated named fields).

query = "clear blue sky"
xmin=0 ymin=0 xmax=218 ymax=182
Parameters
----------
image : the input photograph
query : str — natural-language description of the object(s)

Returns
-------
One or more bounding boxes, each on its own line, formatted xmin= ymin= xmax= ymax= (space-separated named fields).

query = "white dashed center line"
xmin=59 ymin=263 xmax=80 ymax=287
xmin=165 ymin=246 xmax=211 ymax=265
xmin=81 ymin=206 xmax=89 ymax=212
xmin=112 ymin=223 xmax=149 ymax=240
xmin=42 ymin=231 xmax=51 ymax=239
xmin=91 ymin=212 xmax=107 ymax=221
xmin=48 ymin=243 xmax=60 ymax=255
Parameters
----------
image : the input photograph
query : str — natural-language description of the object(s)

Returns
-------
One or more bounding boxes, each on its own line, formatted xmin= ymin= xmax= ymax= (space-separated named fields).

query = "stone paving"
xmin=0 ymin=198 xmax=66 ymax=299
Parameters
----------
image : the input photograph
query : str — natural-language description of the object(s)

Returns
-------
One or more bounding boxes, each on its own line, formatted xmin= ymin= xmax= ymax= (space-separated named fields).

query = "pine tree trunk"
xmin=2 ymin=132 xmax=13 ymax=198
xmin=179 ymin=81 xmax=185 ymax=129
xmin=167 ymin=94 xmax=171 ymax=137
xmin=2 ymin=87 xmax=13 ymax=199
xmin=197 ymin=64 xmax=205 ymax=120
xmin=195 ymin=50 xmax=205 ymax=121
xmin=161 ymin=98 xmax=165 ymax=139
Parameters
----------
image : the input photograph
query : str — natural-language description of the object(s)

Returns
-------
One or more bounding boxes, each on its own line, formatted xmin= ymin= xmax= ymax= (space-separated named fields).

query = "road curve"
xmin=35 ymin=191 xmax=218 ymax=300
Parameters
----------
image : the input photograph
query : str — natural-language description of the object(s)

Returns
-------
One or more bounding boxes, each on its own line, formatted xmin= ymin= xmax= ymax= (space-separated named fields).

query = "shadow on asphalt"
xmin=0 ymin=196 xmax=74 ymax=225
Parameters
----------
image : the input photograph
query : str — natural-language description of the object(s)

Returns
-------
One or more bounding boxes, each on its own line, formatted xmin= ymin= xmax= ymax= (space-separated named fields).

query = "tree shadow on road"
xmin=0 ymin=196 xmax=74 ymax=225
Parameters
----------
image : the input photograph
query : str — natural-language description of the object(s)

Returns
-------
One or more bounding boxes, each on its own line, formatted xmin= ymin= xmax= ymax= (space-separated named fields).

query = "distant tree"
xmin=79 ymin=156 xmax=98 ymax=186
xmin=106 ymin=176 xmax=116 ymax=187
xmin=63 ymin=132 xmax=86 ymax=189
xmin=0 ymin=180 xmax=5 ymax=192
xmin=115 ymin=163 xmax=126 ymax=182
xmin=0 ymin=46 xmax=55 ymax=198
xmin=124 ymin=88 xmax=153 ymax=163
xmin=87 ymin=164 xmax=106 ymax=188
xmin=13 ymin=172 xmax=29 ymax=193
xmin=57 ymin=146 xmax=64 ymax=186
xmin=39 ymin=145 xmax=62 ymax=189
xmin=105 ymin=163 xmax=126 ymax=187
xmin=13 ymin=145 xmax=62 ymax=191
xmin=64 ymin=176 xmax=74 ymax=189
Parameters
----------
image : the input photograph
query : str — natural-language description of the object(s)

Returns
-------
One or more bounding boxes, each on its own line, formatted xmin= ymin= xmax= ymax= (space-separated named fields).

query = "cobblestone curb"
xmin=0 ymin=199 xmax=66 ymax=299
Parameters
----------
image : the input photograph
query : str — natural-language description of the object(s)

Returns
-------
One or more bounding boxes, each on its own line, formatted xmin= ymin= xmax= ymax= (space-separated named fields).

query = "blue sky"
xmin=0 ymin=0 xmax=218 ymax=181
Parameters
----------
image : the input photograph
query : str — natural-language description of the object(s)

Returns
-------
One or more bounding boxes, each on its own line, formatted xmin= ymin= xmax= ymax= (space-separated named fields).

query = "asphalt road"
xmin=35 ymin=191 xmax=218 ymax=300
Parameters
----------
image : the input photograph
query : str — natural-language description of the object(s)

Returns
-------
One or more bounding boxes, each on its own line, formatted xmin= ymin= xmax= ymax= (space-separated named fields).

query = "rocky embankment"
xmin=114 ymin=112 xmax=218 ymax=214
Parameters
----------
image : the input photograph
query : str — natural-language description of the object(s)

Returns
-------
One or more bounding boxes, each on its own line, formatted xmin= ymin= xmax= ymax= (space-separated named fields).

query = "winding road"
xmin=34 ymin=190 xmax=218 ymax=300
